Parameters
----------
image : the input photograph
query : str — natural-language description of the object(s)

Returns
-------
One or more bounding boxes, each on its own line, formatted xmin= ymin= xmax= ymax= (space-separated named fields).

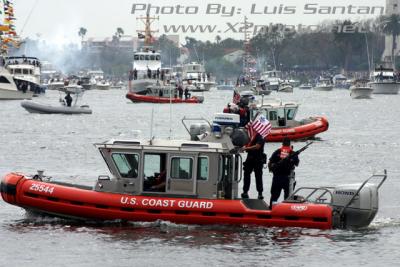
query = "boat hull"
xmin=129 ymin=79 xmax=157 ymax=94
xmin=350 ymin=87 xmax=373 ymax=99
xmin=0 ymin=88 xmax=33 ymax=100
xmin=0 ymin=174 xmax=333 ymax=229
xmin=313 ymin=86 xmax=333 ymax=91
xmin=267 ymin=116 xmax=329 ymax=142
xmin=369 ymin=82 xmax=399 ymax=95
xmin=21 ymin=101 xmax=92 ymax=114
xmin=126 ymin=92 xmax=204 ymax=104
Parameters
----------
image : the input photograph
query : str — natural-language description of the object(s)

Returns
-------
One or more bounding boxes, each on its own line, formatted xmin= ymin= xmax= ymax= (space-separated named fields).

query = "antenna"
xmin=169 ymin=86 xmax=173 ymax=139
xmin=365 ymin=32 xmax=371 ymax=74
xmin=149 ymin=107 xmax=154 ymax=141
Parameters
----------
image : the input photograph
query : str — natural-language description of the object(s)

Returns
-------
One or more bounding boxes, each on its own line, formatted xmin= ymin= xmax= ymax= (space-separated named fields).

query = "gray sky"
xmin=13 ymin=0 xmax=386 ymax=45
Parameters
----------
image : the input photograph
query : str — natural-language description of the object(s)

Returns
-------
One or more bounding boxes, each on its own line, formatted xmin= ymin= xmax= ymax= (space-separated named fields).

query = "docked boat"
xmin=250 ymin=99 xmax=329 ymax=142
xmin=0 ymin=114 xmax=387 ymax=230
xmin=350 ymin=79 xmax=373 ymax=99
xmin=0 ymin=67 xmax=33 ymax=100
xmin=313 ymin=78 xmax=333 ymax=91
xmin=299 ymin=83 xmax=313 ymax=90
xmin=126 ymin=85 xmax=204 ymax=104
xmin=368 ymin=66 xmax=400 ymax=95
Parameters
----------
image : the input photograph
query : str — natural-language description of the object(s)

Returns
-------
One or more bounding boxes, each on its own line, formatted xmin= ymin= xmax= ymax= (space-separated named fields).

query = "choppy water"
xmin=0 ymin=88 xmax=399 ymax=266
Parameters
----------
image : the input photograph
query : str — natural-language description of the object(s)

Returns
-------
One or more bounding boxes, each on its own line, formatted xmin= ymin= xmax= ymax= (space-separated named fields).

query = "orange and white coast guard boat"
xmin=250 ymin=98 xmax=329 ymax=142
xmin=126 ymin=85 xmax=204 ymax=104
xmin=0 ymin=114 xmax=386 ymax=229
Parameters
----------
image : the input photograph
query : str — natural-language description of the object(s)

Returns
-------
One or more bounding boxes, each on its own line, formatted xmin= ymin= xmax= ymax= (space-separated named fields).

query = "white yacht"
xmin=87 ymin=70 xmax=110 ymax=90
xmin=259 ymin=70 xmax=282 ymax=91
xmin=0 ymin=67 xmax=33 ymax=100
xmin=5 ymin=56 xmax=42 ymax=94
xmin=368 ymin=66 xmax=399 ymax=95
xmin=313 ymin=78 xmax=333 ymax=91
xmin=350 ymin=79 xmax=373 ymax=99
xmin=182 ymin=62 xmax=215 ymax=92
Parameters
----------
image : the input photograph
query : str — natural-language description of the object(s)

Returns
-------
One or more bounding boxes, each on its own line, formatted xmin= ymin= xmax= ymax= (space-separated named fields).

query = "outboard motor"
xmin=331 ymin=183 xmax=379 ymax=228
xmin=330 ymin=171 xmax=387 ymax=229
xmin=287 ymin=171 xmax=387 ymax=229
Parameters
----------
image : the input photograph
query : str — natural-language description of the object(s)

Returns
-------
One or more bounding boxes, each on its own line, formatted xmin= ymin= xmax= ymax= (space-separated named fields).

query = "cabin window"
xmin=134 ymin=55 xmax=139 ymax=60
xmin=145 ymin=55 xmax=150 ymax=60
xmin=144 ymin=153 xmax=166 ymax=178
xmin=156 ymin=55 xmax=161 ymax=60
xmin=112 ymin=153 xmax=139 ymax=178
xmin=0 ymin=76 xmax=10 ymax=83
xmin=171 ymin=157 xmax=193 ymax=179
xmin=197 ymin=157 xmax=208 ymax=181
xmin=140 ymin=55 xmax=145 ymax=60
xmin=23 ymin=69 xmax=29 ymax=75
xmin=14 ymin=69 xmax=22 ymax=74
xmin=269 ymin=110 xmax=278 ymax=121
xmin=219 ymin=155 xmax=233 ymax=181
xmin=150 ymin=55 xmax=155 ymax=60
xmin=286 ymin=109 xmax=296 ymax=120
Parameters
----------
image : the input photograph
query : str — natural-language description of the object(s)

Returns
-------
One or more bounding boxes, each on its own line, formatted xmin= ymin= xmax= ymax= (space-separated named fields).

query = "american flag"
xmin=233 ymin=90 xmax=240 ymax=104
xmin=245 ymin=114 xmax=272 ymax=140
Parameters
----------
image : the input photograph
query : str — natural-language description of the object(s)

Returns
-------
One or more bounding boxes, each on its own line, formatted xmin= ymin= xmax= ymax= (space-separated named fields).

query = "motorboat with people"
xmin=0 ymin=113 xmax=387 ymax=230
xmin=333 ymin=74 xmax=349 ymax=89
xmin=249 ymin=98 xmax=329 ymax=142
xmin=259 ymin=70 xmax=282 ymax=91
xmin=21 ymin=86 xmax=92 ymax=114
xmin=368 ymin=65 xmax=400 ymax=95
xmin=182 ymin=62 xmax=215 ymax=92
xmin=350 ymin=79 xmax=373 ymax=99
xmin=313 ymin=77 xmax=333 ymax=91
xmin=278 ymin=81 xmax=293 ymax=93
xmin=0 ymin=67 xmax=33 ymax=100
xmin=5 ymin=56 xmax=43 ymax=95
xmin=126 ymin=85 xmax=204 ymax=104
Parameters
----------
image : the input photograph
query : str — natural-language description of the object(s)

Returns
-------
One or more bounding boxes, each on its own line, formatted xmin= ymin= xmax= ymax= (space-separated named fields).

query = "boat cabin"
xmin=133 ymin=47 xmax=161 ymax=71
xmin=371 ymin=67 xmax=395 ymax=82
xmin=250 ymin=99 xmax=299 ymax=127
xmin=146 ymin=85 xmax=177 ymax=97
xmin=94 ymin=139 xmax=241 ymax=199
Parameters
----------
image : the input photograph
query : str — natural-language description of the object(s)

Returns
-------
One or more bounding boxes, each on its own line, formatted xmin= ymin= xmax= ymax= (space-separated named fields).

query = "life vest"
xmin=280 ymin=146 xmax=292 ymax=159
xmin=223 ymin=107 xmax=230 ymax=113
xmin=239 ymin=107 xmax=246 ymax=117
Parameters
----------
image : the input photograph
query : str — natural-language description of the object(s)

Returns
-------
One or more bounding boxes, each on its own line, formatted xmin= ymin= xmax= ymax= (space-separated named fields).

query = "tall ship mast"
xmin=128 ymin=13 xmax=162 ymax=94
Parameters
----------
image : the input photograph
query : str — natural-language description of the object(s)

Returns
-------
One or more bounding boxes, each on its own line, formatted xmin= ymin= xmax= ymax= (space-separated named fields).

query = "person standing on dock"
xmin=268 ymin=138 xmax=300 ymax=208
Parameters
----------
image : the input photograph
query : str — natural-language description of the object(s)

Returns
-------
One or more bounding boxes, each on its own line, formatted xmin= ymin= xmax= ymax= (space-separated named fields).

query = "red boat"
xmin=250 ymin=99 xmax=329 ymax=142
xmin=267 ymin=116 xmax=329 ymax=142
xmin=1 ymin=173 xmax=333 ymax=229
xmin=0 ymin=116 xmax=385 ymax=230
xmin=126 ymin=86 xmax=203 ymax=104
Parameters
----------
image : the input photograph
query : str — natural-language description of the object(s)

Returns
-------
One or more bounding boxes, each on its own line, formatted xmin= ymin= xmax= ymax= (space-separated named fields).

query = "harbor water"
xmin=0 ymin=89 xmax=399 ymax=266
